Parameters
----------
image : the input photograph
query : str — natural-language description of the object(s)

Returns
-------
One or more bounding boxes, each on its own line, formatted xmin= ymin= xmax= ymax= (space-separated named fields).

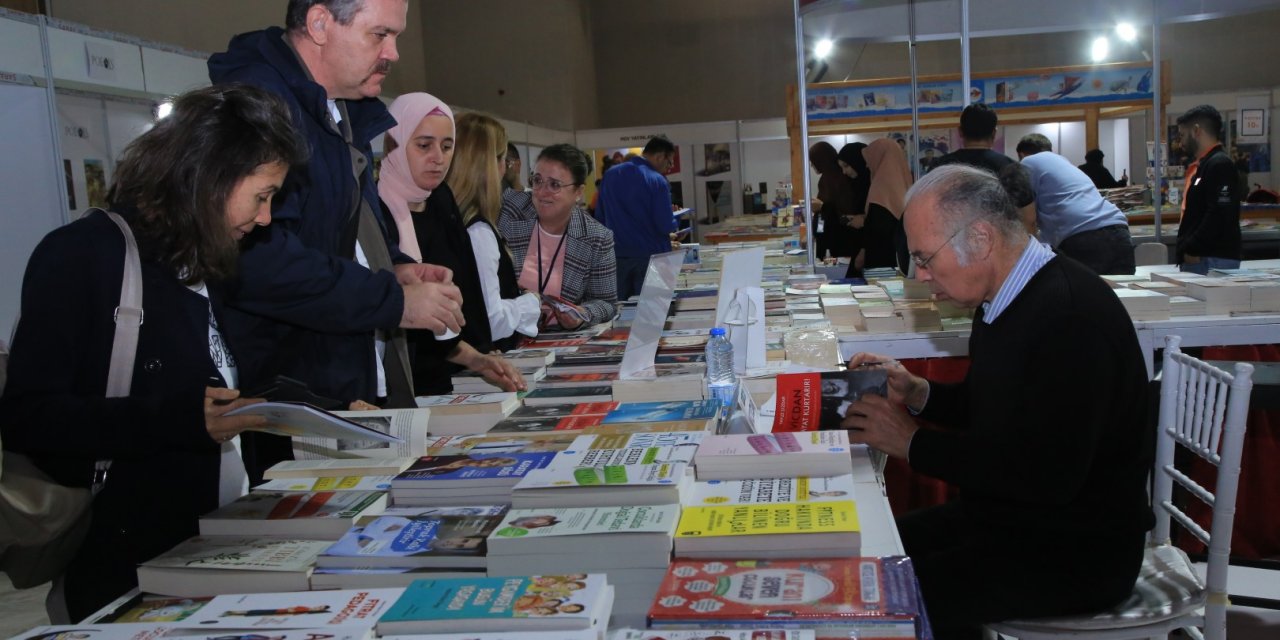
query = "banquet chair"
xmin=1134 ymin=242 xmax=1169 ymax=266
xmin=986 ymin=335 xmax=1253 ymax=640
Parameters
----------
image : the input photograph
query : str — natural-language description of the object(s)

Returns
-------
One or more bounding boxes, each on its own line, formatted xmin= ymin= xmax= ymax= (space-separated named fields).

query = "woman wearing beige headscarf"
xmin=861 ymin=138 xmax=914 ymax=271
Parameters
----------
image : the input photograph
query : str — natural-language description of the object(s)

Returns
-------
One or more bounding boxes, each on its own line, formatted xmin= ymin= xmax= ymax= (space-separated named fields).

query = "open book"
xmin=225 ymin=402 xmax=430 ymax=459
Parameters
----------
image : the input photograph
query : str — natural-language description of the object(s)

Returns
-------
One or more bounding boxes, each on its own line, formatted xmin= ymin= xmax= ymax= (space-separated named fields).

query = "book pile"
xmin=512 ymin=433 xmax=703 ymax=508
xmin=647 ymin=557 xmax=931 ymax=640
xmin=1168 ymin=294 xmax=1208 ymax=317
xmin=1112 ymin=288 xmax=1171 ymax=321
xmin=375 ymin=574 xmax=614 ymax=636
xmin=487 ymin=505 xmax=679 ymax=626
xmin=416 ymin=392 xmax=522 ymax=435
xmin=388 ymin=453 xmax=554 ymax=506
xmin=137 ymin=536 xmax=330 ymax=596
xmin=1184 ymin=279 xmax=1252 ymax=314
xmin=315 ymin=505 xmax=506 ymax=575
xmin=693 ymin=431 xmax=854 ymax=481
xmin=452 ymin=364 xmax=547 ymax=393
xmin=199 ymin=490 xmax=387 ymax=539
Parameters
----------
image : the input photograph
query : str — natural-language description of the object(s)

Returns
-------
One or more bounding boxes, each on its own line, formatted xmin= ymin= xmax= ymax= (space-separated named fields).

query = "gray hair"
xmin=286 ymin=0 xmax=366 ymax=31
xmin=906 ymin=164 xmax=1025 ymax=265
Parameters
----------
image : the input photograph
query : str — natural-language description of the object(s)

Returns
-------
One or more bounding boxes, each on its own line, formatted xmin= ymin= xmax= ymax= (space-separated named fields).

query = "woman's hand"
xmin=811 ymin=197 xmax=824 ymax=212
xmin=552 ymin=302 xmax=588 ymax=330
xmin=451 ymin=343 xmax=527 ymax=392
xmin=204 ymin=387 xmax=267 ymax=444
xmin=845 ymin=214 xmax=867 ymax=229
xmin=845 ymin=353 xmax=928 ymax=411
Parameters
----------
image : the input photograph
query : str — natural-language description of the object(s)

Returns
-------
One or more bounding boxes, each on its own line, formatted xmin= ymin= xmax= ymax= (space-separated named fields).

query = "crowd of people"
xmin=0 ymin=1 xmax=1246 ymax=637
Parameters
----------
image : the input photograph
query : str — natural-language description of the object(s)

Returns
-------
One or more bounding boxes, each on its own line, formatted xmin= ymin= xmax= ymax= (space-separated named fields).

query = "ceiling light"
xmin=155 ymin=101 xmax=173 ymax=120
xmin=815 ymin=39 xmax=834 ymax=60
xmin=1116 ymin=22 xmax=1137 ymax=42
xmin=1091 ymin=36 xmax=1109 ymax=63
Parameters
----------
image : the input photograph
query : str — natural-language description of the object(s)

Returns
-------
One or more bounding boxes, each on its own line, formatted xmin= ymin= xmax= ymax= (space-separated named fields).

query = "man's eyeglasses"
xmin=531 ymin=175 xmax=580 ymax=194
xmin=910 ymin=227 xmax=964 ymax=270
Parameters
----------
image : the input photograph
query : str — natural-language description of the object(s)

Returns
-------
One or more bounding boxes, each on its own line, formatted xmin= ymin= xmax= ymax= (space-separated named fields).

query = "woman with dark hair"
xmin=377 ymin=93 xmax=523 ymax=396
xmin=837 ymin=142 xmax=871 ymax=275
xmin=0 ymin=84 xmax=307 ymax=620
xmin=808 ymin=141 xmax=857 ymax=260
xmin=499 ymin=144 xmax=618 ymax=329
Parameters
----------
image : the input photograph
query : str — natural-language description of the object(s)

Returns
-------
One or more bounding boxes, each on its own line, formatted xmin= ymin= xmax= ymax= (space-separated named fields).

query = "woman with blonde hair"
xmin=450 ymin=112 xmax=541 ymax=349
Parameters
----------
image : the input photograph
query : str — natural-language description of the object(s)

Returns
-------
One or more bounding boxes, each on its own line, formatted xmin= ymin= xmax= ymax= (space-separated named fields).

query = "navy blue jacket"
xmin=598 ymin=157 xmax=675 ymax=258
xmin=0 ymin=210 xmax=221 ymax=618
xmin=208 ymin=28 xmax=405 ymax=404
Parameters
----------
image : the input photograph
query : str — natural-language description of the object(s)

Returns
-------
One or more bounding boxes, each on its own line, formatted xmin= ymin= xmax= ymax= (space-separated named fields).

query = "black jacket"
xmin=208 ymin=28 xmax=406 ymax=405
xmin=0 ymin=211 xmax=223 ymax=618
xmin=1177 ymin=145 xmax=1242 ymax=262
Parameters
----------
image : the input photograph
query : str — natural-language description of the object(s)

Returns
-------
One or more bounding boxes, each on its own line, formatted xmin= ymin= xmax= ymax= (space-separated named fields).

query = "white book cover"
xmin=291 ymin=409 xmax=431 ymax=460
xmin=141 ymin=537 xmax=330 ymax=572
xmin=253 ymin=475 xmax=394 ymax=493
xmin=488 ymin=504 xmax=679 ymax=546
xmin=415 ymin=392 xmax=518 ymax=411
xmin=9 ymin=625 xmax=177 ymax=640
xmin=514 ymin=433 xmax=703 ymax=490
xmin=263 ymin=457 xmax=416 ymax=479
xmin=685 ymin=474 xmax=858 ymax=505
xmin=695 ymin=431 xmax=849 ymax=458
xmin=179 ymin=588 xmax=404 ymax=628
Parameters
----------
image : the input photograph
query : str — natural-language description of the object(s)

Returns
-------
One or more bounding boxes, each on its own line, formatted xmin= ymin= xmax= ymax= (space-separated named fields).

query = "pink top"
xmin=519 ymin=223 xmax=567 ymax=300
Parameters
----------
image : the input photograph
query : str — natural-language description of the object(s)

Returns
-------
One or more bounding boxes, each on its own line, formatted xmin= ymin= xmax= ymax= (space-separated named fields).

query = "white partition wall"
xmin=0 ymin=84 xmax=66 ymax=342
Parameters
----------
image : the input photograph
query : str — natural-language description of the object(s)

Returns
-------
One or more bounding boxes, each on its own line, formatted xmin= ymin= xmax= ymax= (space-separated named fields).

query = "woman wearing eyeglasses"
xmin=498 ymin=144 xmax=618 ymax=330
xmin=378 ymin=93 xmax=524 ymax=395
xmin=862 ymin=138 xmax=914 ymax=272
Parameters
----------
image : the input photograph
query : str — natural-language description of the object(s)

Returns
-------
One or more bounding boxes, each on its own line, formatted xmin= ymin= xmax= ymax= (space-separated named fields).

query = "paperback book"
xmin=318 ymin=510 xmax=506 ymax=568
xmin=181 ymin=587 xmax=404 ymax=628
xmin=602 ymin=400 xmax=721 ymax=424
xmin=693 ymin=431 xmax=853 ymax=481
xmin=376 ymin=574 xmax=613 ymax=634
xmin=686 ymin=474 xmax=858 ymax=506
xmin=772 ymin=369 xmax=888 ymax=431
xmin=198 ymin=490 xmax=387 ymax=539
xmin=253 ymin=475 xmax=394 ymax=493
xmin=674 ymin=501 xmax=861 ymax=558
xmin=512 ymin=433 xmax=702 ymax=507
xmin=137 ymin=537 xmax=329 ymax=597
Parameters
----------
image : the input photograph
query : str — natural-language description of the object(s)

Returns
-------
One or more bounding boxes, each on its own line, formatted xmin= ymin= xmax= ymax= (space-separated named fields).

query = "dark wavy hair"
xmin=107 ymin=84 xmax=307 ymax=285
xmin=538 ymin=144 xmax=594 ymax=186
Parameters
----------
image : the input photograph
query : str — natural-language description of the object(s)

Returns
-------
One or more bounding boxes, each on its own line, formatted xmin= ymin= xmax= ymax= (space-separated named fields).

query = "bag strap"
xmin=98 ymin=210 xmax=143 ymax=399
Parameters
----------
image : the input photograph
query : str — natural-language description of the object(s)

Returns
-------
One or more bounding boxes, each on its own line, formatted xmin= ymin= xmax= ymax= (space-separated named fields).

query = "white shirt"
xmin=188 ymin=282 xmax=249 ymax=506
xmin=467 ymin=223 xmax=541 ymax=340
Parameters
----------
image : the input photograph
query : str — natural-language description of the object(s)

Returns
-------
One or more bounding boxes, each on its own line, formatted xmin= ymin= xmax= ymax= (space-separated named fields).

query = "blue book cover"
xmin=320 ymin=512 xmax=506 ymax=567
xmin=377 ymin=574 xmax=606 ymax=632
xmin=391 ymin=453 xmax=555 ymax=487
xmin=602 ymin=400 xmax=721 ymax=424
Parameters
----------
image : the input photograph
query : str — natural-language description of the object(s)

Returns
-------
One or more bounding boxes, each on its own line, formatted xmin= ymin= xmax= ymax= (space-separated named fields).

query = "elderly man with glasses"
xmin=843 ymin=165 xmax=1153 ymax=639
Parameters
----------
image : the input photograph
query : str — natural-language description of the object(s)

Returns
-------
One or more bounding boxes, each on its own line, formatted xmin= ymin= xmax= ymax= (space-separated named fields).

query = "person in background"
xmin=838 ymin=142 xmax=871 ymax=275
xmin=502 ymin=142 xmax=523 ymax=194
xmin=452 ymin=112 xmax=542 ymax=350
xmin=500 ymin=144 xmax=618 ymax=329
xmin=1014 ymin=133 xmax=1052 ymax=159
xmin=208 ymin=0 xmax=464 ymax=478
xmin=0 ymin=85 xmax=306 ymax=621
xmin=934 ymin=103 xmax=1015 ymax=175
xmin=844 ymin=165 xmax=1151 ymax=638
xmin=808 ymin=141 xmax=857 ymax=261
xmin=1176 ymin=104 xmax=1242 ymax=274
xmin=1018 ymin=146 xmax=1136 ymax=275
xmin=589 ymin=156 xmax=617 ymax=220
xmin=1078 ymin=148 xmax=1127 ymax=189
xmin=377 ymin=93 xmax=523 ymax=396
xmin=862 ymin=138 xmax=914 ymax=272
xmin=597 ymin=136 xmax=677 ymax=300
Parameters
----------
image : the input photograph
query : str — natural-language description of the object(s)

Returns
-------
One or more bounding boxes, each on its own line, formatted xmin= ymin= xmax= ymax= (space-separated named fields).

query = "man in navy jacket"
xmin=597 ymin=136 xmax=677 ymax=300
xmin=209 ymin=0 xmax=463 ymax=477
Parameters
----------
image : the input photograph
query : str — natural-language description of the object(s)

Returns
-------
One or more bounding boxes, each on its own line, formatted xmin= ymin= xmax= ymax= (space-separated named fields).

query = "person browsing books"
xmin=841 ymin=165 xmax=1152 ymax=639
xmin=0 ymin=85 xmax=307 ymax=621
xmin=499 ymin=144 xmax=618 ymax=330
xmin=862 ymin=138 xmax=914 ymax=272
xmin=377 ymin=93 xmax=524 ymax=396
xmin=596 ymin=136 xmax=678 ymax=300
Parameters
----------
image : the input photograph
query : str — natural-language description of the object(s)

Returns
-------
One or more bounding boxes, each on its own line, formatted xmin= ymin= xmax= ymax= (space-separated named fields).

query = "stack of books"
xmin=388 ymin=453 xmax=554 ymax=506
xmin=511 ymin=433 xmax=703 ymax=509
xmin=375 ymin=574 xmax=614 ymax=636
xmin=136 ymin=536 xmax=330 ymax=596
xmin=693 ymin=431 xmax=854 ymax=481
xmin=198 ymin=490 xmax=386 ymax=539
xmin=416 ymin=392 xmax=522 ymax=435
xmin=1112 ymin=288 xmax=1171 ymax=321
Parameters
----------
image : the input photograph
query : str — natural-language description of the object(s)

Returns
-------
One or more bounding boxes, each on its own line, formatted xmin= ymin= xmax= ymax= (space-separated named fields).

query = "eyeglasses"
xmin=910 ymin=227 xmax=963 ymax=270
xmin=531 ymin=175 xmax=580 ymax=194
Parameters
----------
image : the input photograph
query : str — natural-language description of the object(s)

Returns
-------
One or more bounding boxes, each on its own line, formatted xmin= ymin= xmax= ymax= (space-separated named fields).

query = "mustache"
xmin=373 ymin=59 xmax=392 ymax=74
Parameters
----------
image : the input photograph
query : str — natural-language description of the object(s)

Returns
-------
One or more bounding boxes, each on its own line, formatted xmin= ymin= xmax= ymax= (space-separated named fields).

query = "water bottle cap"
xmin=710 ymin=327 xmax=726 ymax=336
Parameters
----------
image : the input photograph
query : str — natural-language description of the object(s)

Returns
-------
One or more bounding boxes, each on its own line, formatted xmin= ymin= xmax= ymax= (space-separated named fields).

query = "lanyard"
xmin=536 ymin=221 xmax=568 ymax=294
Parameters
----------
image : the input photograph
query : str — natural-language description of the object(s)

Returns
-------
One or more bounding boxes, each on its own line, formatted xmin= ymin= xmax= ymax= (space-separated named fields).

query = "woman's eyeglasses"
xmin=531 ymin=175 xmax=580 ymax=194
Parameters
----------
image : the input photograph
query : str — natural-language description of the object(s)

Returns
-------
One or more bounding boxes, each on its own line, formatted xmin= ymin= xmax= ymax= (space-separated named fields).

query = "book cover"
xmin=392 ymin=453 xmax=554 ymax=486
xmin=320 ymin=512 xmax=506 ymax=567
xmin=376 ymin=505 xmax=509 ymax=518
xmin=603 ymin=400 xmax=721 ymax=424
xmin=377 ymin=574 xmax=606 ymax=631
xmin=103 ymin=597 xmax=210 ymax=622
xmin=253 ymin=475 xmax=394 ymax=493
xmin=141 ymin=537 xmax=330 ymax=572
xmin=224 ymin=401 xmax=403 ymax=443
xmin=686 ymin=475 xmax=858 ymax=505
xmin=200 ymin=491 xmax=384 ymax=528
xmin=696 ymin=431 xmax=849 ymax=458
xmin=182 ymin=588 xmax=404 ymax=627
xmin=772 ymin=369 xmax=888 ymax=431
xmin=425 ymin=434 xmax=579 ymax=456
xmin=648 ymin=557 xmax=926 ymax=633
xmin=523 ymin=386 xmax=614 ymax=403
xmin=676 ymin=501 xmax=860 ymax=539
xmin=263 ymin=457 xmax=416 ymax=479
xmin=489 ymin=504 xmax=680 ymax=543
xmin=520 ymin=336 xmax=590 ymax=349
xmin=509 ymin=402 xmax=618 ymax=419
xmin=516 ymin=433 xmax=703 ymax=489
xmin=416 ymin=392 xmax=518 ymax=412
xmin=540 ymin=371 xmax=621 ymax=387
xmin=611 ymin=630 xmax=815 ymax=640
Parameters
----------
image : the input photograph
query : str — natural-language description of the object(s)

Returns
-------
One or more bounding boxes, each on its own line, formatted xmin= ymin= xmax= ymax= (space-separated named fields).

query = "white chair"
xmin=1135 ymin=242 xmax=1169 ymax=266
xmin=986 ymin=335 xmax=1253 ymax=640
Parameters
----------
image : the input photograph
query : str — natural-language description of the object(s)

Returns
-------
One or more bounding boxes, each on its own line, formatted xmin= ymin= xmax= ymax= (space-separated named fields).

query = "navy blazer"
xmin=208 ymin=28 xmax=406 ymax=404
xmin=0 ymin=210 xmax=222 ymax=617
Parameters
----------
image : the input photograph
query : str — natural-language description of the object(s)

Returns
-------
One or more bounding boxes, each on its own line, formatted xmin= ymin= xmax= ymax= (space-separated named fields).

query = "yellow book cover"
xmin=675 ymin=500 xmax=859 ymax=538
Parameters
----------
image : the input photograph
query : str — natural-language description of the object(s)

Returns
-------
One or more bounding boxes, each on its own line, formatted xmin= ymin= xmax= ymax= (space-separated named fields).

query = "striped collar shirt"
xmin=981 ymin=238 xmax=1055 ymax=324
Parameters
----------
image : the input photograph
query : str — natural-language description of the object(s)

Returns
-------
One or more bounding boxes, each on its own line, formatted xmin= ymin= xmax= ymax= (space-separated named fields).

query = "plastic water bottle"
xmin=705 ymin=327 xmax=736 ymax=407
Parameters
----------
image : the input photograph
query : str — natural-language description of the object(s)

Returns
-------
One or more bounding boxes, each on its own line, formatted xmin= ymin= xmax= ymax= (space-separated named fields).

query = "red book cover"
xmin=521 ymin=336 xmax=590 ymax=349
xmin=648 ymin=558 xmax=926 ymax=639
xmin=554 ymin=414 xmax=605 ymax=430
xmin=772 ymin=370 xmax=888 ymax=432
xmin=574 ymin=402 xmax=620 ymax=415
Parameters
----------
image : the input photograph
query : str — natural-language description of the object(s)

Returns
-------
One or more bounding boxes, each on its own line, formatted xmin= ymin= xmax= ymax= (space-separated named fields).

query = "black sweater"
xmin=912 ymin=257 xmax=1154 ymax=538
xmin=1177 ymin=145 xmax=1242 ymax=262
